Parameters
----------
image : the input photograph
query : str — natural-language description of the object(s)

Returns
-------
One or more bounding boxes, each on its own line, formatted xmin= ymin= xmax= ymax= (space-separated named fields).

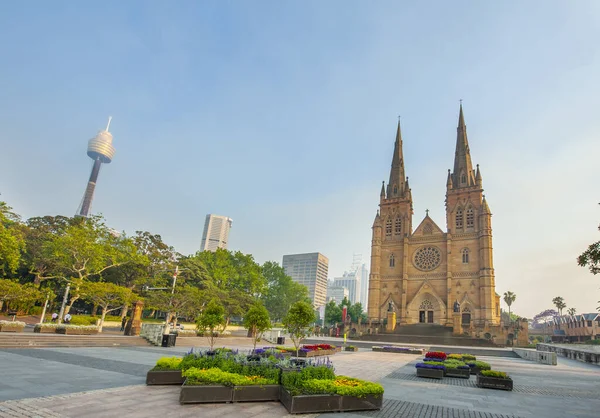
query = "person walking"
xmin=51 ymin=312 xmax=58 ymax=323
xmin=64 ymin=313 xmax=71 ymax=324
xmin=120 ymin=316 xmax=127 ymax=332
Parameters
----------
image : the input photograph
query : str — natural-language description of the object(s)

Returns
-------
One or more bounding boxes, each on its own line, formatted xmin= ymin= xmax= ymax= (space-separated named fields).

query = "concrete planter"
xmin=179 ymin=382 xmax=233 ymax=404
xmin=297 ymin=349 xmax=335 ymax=357
xmin=372 ymin=347 xmax=424 ymax=355
xmin=345 ymin=346 xmax=359 ymax=352
xmin=0 ymin=323 xmax=25 ymax=332
xmin=416 ymin=368 xmax=444 ymax=379
xmin=232 ymin=385 xmax=280 ymax=402
xmin=34 ymin=325 xmax=57 ymax=333
xmin=468 ymin=365 xmax=482 ymax=375
xmin=56 ymin=328 xmax=99 ymax=335
xmin=445 ymin=368 xmax=471 ymax=379
xmin=280 ymin=387 xmax=341 ymax=414
xmin=476 ymin=375 xmax=513 ymax=391
xmin=146 ymin=370 xmax=184 ymax=385
xmin=279 ymin=388 xmax=381 ymax=413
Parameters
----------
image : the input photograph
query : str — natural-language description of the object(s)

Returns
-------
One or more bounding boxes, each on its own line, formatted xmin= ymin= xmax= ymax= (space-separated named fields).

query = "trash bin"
xmin=161 ymin=333 xmax=177 ymax=347
xmin=277 ymin=336 xmax=285 ymax=345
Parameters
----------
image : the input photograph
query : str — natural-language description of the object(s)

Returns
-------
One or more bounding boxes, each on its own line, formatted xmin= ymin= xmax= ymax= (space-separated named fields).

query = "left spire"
xmin=386 ymin=119 xmax=407 ymax=199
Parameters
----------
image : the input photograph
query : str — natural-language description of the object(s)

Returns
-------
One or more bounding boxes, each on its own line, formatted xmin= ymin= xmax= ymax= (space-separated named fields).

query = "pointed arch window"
xmin=462 ymin=248 xmax=470 ymax=264
xmin=461 ymin=172 xmax=467 ymax=184
xmin=394 ymin=216 xmax=402 ymax=235
xmin=389 ymin=254 xmax=395 ymax=268
xmin=455 ymin=208 xmax=464 ymax=229
xmin=466 ymin=207 xmax=474 ymax=228
xmin=393 ymin=184 xmax=398 ymax=195
xmin=385 ymin=218 xmax=392 ymax=237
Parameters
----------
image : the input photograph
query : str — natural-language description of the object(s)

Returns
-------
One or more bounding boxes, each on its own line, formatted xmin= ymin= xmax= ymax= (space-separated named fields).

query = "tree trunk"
xmin=120 ymin=304 xmax=129 ymax=319
xmin=64 ymin=295 xmax=80 ymax=316
xmin=92 ymin=304 xmax=98 ymax=316
xmin=99 ymin=307 xmax=108 ymax=332
xmin=149 ymin=309 xmax=155 ymax=318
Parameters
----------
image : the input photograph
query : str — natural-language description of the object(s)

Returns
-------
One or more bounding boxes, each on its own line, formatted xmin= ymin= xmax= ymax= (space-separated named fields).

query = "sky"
xmin=0 ymin=1 xmax=599 ymax=318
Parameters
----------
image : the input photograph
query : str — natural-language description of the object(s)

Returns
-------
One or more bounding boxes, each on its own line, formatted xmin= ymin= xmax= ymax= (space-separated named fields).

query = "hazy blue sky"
xmin=1 ymin=1 xmax=599 ymax=317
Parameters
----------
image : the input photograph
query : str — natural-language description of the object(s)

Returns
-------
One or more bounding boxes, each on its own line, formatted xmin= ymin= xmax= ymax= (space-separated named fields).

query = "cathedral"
xmin=367 ymin=105 xmax=501 ymax=330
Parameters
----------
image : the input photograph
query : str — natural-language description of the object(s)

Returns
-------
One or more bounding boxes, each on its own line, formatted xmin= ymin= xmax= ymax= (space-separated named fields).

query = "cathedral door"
xmin=427 ymin=311 xmax=434 ymax=323
xmin=462 ymin=313 xmax=471 ymax=326
xmin=419 ymin=311 xmax=426 ymax=323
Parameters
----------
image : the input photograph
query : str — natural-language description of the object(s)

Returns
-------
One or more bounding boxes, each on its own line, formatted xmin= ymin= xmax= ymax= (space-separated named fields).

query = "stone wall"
xmin=538 ymin=343 xmax=600 ymax=365
xmin=140 ymin=323 xmax=164 ymax=346
xmin=513 ymin=348 xmax=557 ymax=365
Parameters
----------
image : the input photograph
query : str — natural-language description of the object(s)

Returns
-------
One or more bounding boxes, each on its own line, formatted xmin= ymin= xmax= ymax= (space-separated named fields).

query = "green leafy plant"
xmin=283 ymin=301 xmax=316 ymax=357
xmin=443 ymin=359 xmax=467 ymax=369
xmin=152 ymin=357 xmax=183 ymax=371
xmin=480 ymin=370 xmax=510 ymax=379
xmin=300 ymin=376 xmax=384 ymax=398
xmin=196 ymin=300 xmax=226 ymax=351
xmin=281 ymin=365 xmax=336 ymax=394
xmin=243 ymin=302 xmax=271 ymax=351
xmin=467 ymin=360 xmax=491 ymax=370
xmin=183 ymin=367 xmax=276 ymax=386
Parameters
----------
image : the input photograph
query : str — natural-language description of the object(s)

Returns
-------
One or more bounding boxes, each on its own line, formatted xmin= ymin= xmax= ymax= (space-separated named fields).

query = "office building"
xmin=200 ymin=214 xmax=233 ymax=252
xmin=326 ymin=286 xmax=349 ymax=304
xmin=282 ymin=252 xmax=329 ymax=308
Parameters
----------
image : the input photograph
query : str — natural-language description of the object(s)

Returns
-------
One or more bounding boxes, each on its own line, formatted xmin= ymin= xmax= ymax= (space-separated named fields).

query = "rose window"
xmin=413 ymin=246 xmax=442 ymax=271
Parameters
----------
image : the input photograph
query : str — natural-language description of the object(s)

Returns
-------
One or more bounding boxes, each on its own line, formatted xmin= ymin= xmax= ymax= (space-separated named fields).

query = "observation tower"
xmin=76 ymin=117 xmax=116 ymax=217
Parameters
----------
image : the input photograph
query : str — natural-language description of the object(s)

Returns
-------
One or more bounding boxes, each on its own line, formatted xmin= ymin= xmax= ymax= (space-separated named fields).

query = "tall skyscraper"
xmin=358 ymin=263 xmax=369 ymax=308
xmin=326 ymin=285 xmax=349 ymax=304
xmin=200 ymin=214 xmax=233 ymax=252
xmin=333 ymin=272 xmax=359 ymax=305
xmin=76 ymin=117 xmax=116 ymax=217
xmin=282 ymin=252 xmax=329 ymax=308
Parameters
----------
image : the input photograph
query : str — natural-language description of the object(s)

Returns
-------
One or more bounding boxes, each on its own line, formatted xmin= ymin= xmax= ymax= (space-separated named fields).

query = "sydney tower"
xmin=76 ymin=117 xmax=116 ymax=217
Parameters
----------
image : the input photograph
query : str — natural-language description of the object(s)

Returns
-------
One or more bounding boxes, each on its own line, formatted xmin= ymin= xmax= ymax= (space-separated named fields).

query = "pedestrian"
xmin=120 ymin=316 xmax=127 ymax=331
xmin=64 ymin=313 xmax=72 ymax=324
xmin=51 ymin=312 xmax=58 ymax=323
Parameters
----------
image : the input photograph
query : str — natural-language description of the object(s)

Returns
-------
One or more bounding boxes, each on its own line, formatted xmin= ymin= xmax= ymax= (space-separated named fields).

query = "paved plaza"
xmin=0 ymin=343 xmax=599 ymax=417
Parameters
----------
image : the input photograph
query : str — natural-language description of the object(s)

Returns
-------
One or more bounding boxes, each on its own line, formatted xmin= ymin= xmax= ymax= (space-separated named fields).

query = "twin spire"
xmin=382 ymin=103 xmax=481 ymax=199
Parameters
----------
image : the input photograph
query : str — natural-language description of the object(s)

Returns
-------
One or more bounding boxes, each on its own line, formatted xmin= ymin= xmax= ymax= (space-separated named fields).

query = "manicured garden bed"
xmin=0 ymin=321 xmax=25 ymax=332
xmin=146 ymin=370 xmax=185 ymax=385
xmin=34 ymin=324 xmax=57 ymax=333
xmin=445 ymin=368 xmax=470 ymax=379
xmin=297 ymin=348 xmax=335 ymax=357
xmin=372 ymin=346 xmax=424 ymax=355
xmin=476 ymin=371 xmax=513 ymax=391
xmin=232 ymin=385 xmax=280 ymax=402
xmin=345 ymin=346 xmax=359 ymax=352
xmin=179 ymin=383 xmax=233 ymax=404
xmin=55 ymin=325 xmax=99 ymax=335
xmin=280 ymin=387 xmax=341 ymax=413
xmin=467 ymin=361 xmax=491 ymax=375
xmin=416 ymin=367 xmax=444 ymax=379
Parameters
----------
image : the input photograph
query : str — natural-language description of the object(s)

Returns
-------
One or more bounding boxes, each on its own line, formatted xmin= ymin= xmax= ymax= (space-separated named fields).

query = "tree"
xmin=324 ymin=300 xmax=342 ymax=325
xmin=0 ymin=202 xmax=25 ymax=276
xmin=243 ymin=302 xmax=271 ymax=351
xmin=531 ymin=309 xmax=558 ymax=328
xmin=567 ymin=307 xmax=577 ymax=316
xmin=283 ymin=301 xmax=315 ymax=357
xmin=37 ymin=215 xmax=139 ymax=318
xmin=347 ymin=302 xmax=364 ymax=323
xmin=578 ymin=220 xmax=600 ymax=275
xmin=0 ymin=279 xmax=45 ymax=313
xmin=196 ymin=300 xmax=226 ymax=351
xmin=503 ymin=291 xmax=516 ymax=321
xmin=552 ymin=296 xmax=566 ymax=315
xmin=144 ymin=285 xmax=205 ymax=324
xmin=260 ymin=261 xmax=309 ymax=321
xmin=82 ymin=282 xmax=134 ymax=332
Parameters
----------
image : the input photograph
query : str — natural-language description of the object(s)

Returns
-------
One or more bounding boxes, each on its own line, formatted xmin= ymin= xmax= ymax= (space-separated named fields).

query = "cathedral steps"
xmin=354 ymin=332 xmax=499 ymax=348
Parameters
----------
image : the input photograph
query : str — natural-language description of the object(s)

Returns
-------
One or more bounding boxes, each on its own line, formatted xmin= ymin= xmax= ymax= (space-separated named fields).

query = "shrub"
xmin=56 ymin=325 xmax=99 ymax=331
xmin=300 ymin=376 xmax=384 ymax=398
xmin=467 ymin=360 xmax=491 ymax=370
xmin=444 ymin=359 xmax=468 ymax=369
xmin=480 ymin=370 xmax=510 ymax=379
xmin=153 ymin=357 xmax=183 ymax=371
xmin=0 ymin=320 xmax=26 ymax=326
xmin=425 ymin=351 xmax=447 ymax=360
xmin=589 ymin=339 xmax=600 ymax=345
xmin=183 ymin=367 xmax=276 ymax=386
xmin=68 ymin=316 xmax=99 ymax=326
xmin=281 ymin=364 xmax=336 ymax=394
xmin=447 ymin=353 xmax=476 ymax=362
xmin=176 ymin=329 xmax=197 ymax=337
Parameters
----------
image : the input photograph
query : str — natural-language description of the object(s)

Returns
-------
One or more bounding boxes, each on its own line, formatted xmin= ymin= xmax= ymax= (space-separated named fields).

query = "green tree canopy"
xmin=283 ymin=301 xmax=316 ymax=356
xmin=144 ymin=285 xmax=205 ymax=324
xmin=0 ymin=202 xmax=25 ymax=276
xmin=243 ymin=302 xmax=271 ymax=350
xmin=82 ymin=282 xmax=134 ymax=331
xmin=324 ymin=300 xmax=342 ymax=325
xmin=260 ymin=261 xmax=309 ymax=321
xmin=578 ymin=222 xmax=600 ymax=275
xmin=503 ymin=291 xmax=516 ymax=321
xmin=196 ymin=300 xmax=226 ymax=351
xmin=552 ymin=296 xmax=566 ymax=315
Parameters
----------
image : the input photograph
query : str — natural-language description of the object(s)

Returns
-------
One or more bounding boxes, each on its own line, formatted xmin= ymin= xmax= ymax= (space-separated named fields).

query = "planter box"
xmin=341 ymin=395 xmax=383 ymax=411
xmin=280 ymin=387 xmax=341 ymax=414
xmin=333 ymin=346 xmax=342 ymax=352
xmin=372 ymin=347 xmax=423 ymax=355
xmin=0 ymin=324 xmax=25 ymax=332
xmin=445 ymin=368 xmax=471 ymax=379
xmin=232 ymin=385 xmax=280 ymax=402
xmin=56 ymin=328 xmax=99 ymax=335
xmin=34 ymin=326 xmax=56 ymax=334
xmin=416 ymin=368 xmax=444 ymax=379
xmin=468 ymin=366 xmax=482 ymax=375
xmin=179 ymin=382 xmax=233 ymax=404
xmin=297 ymin=349 xmax=335 ymax=357
xmin=476 ymin=375 xmax=513 ymax=391
xmin=279 ymin=388 xmax=381 ymax=413
xmin=146 ymin=370 xmax=184 ymax=385
xmin=345 ymin=347 xmax=359 ymax=352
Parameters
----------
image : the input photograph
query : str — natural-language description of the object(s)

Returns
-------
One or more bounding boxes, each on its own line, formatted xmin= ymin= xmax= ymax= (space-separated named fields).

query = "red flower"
xmin=425 ymin=351 xmax=447 ymax=360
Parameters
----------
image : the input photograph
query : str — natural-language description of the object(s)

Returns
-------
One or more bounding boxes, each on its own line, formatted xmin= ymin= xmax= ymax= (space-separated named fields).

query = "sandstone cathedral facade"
xmin=367 ymin=105 xmax=501 ymax=330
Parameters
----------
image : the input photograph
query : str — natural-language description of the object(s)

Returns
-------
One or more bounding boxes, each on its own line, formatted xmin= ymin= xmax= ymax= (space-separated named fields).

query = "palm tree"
xmin=567 ymin=307 xmax=576 ymax=316
xmin=552 ymin=296 xmax=566 ymax=315
xmin=503 ymin=291 xmax=516 ymax=322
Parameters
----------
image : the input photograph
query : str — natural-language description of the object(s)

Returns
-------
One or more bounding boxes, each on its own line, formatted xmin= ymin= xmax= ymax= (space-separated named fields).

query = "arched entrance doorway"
xmin=419 ymin=299 xmax=434 ymax=324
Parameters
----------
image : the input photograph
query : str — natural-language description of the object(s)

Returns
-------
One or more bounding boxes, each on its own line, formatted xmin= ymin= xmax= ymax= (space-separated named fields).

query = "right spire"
xmin=451 ymin=102 xmax=476 ymax=188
